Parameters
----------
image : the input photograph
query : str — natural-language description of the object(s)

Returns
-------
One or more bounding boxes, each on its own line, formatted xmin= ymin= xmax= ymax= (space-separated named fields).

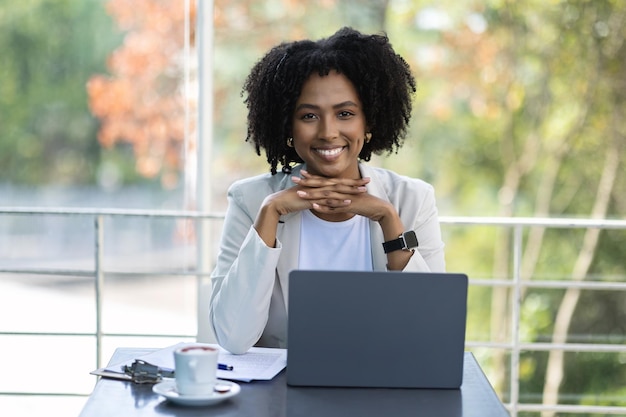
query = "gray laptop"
xmin=287 ymin=270 xmax=468 ymax=388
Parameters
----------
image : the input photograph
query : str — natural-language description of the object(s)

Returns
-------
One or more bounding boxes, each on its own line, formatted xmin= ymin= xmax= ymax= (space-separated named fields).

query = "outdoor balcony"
xmin=1 ymin=208 xmax=625 ymax=416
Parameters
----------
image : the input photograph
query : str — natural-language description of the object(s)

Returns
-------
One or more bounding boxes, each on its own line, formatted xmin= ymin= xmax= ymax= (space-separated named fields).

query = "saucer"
xmin=153 ymin=379 xmax=240 ymax=406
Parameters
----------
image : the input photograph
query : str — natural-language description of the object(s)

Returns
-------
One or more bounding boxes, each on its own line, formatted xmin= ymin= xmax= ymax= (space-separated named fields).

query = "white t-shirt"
xmin=298 ymin=209 xmax=373 ymax=271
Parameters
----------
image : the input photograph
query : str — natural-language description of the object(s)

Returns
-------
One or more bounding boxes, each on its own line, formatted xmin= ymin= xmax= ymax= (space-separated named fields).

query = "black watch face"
xmin=404 ymin=231 xmax=418 ymax=248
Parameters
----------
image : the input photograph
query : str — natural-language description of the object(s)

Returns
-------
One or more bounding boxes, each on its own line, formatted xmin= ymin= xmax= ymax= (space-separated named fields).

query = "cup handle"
xmin=187 ymin=359 xmax=199 ymax=382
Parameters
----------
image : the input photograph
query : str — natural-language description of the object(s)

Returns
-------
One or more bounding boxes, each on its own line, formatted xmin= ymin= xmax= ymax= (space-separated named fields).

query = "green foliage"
xmin=0 ymin=0 xmax=125 ymax=185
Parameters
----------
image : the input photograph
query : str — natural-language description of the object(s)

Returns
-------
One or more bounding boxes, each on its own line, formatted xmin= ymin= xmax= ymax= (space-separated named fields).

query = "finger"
xmin=301 ymin=170 xmax=370 ymax=184
xmin=299 ymin=170 xmax=367 ymax=180
xmin=312 ymin=199 xmax=352 ymax=210
xmin=297 ymin=189 xmax=362 ymax=202
xmin=291 ymin=176 xmax=370 ymax=190
xmin=296 ymin=189 xmax=353 ymax=208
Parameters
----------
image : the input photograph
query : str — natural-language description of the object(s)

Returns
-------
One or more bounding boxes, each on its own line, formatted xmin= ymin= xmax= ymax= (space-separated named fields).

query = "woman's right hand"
xmin=253 ymin=183 xmax=314 ymax=248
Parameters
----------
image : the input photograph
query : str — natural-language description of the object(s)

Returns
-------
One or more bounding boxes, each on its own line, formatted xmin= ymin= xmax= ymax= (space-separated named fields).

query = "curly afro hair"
xmin=242 ymin=27 xmax=416 ymax=175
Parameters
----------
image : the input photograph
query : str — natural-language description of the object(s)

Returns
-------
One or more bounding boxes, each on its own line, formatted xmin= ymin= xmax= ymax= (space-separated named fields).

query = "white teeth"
xmin=315 ymin=147 xmax=343 ymax=156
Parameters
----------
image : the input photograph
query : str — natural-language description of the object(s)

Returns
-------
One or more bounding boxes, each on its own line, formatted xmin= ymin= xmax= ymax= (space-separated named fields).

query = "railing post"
xmin=510 ymin=225 xmax=523 ymax=417
xmin=195 ymin=0 xmax=217 ymax=343
xmin=94 ymin=215 xmax=104 ymax=368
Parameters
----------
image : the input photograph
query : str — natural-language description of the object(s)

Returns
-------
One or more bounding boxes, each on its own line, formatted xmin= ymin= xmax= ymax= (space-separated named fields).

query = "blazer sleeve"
xmin=401 ymin=182 xmax=446 ymax=273
xmin=209 ymin=183 xmax=282 ymax=354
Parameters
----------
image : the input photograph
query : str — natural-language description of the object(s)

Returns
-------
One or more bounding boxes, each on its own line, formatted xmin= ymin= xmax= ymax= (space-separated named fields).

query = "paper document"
xmin=92 ymin=342 xmax=286 ymax=382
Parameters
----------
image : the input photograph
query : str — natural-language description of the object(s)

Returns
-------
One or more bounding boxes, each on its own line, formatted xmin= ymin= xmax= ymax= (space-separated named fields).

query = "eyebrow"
xmin=295 ymin=101 xmax=360 ymax=111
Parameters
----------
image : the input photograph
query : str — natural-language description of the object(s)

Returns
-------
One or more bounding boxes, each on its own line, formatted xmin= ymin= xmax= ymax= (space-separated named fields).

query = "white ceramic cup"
xmin=174 ymin=344 xmax=218 ymax=396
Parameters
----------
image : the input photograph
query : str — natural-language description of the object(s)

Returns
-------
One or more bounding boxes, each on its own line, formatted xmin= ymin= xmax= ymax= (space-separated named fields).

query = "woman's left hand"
xmin=292 ymin=170 xmax=391 ymax=222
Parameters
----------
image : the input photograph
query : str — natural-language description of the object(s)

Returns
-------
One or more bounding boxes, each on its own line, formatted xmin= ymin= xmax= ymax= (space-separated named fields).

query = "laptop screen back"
xmin=287 ymin=271 xmax=468 ymax=388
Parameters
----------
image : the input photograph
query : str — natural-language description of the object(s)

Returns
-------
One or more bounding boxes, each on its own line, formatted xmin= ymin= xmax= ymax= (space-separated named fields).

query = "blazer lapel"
xmin=276 ymin=211 xmax=301 ymax=310
xmin=273 ymin=165 xmax=308 ymax=309
xmin=359 ymin=164 xmax=391 ymax=271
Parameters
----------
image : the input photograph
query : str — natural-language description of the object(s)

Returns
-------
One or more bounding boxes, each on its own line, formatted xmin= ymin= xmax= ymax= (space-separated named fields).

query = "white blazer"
xmin=209 ymin=164 xmax=445 ymax=354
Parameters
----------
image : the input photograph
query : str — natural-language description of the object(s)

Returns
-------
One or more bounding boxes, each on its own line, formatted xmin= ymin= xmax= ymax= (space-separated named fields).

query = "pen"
xmin=218 ymin=363 xmax=234 ymax=371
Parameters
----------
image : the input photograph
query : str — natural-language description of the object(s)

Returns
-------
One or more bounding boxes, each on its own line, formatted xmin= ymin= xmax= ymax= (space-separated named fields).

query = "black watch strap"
xmin=382 ymin=230 xmax=418 ymax=254
xmin=382 ymin=236 xmax=405 ymax=253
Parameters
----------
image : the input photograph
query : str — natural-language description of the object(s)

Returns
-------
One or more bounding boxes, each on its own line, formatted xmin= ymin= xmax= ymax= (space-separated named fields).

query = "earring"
xmin=287 ymin=137 xmax=294 ymax=148
xmin=365 ymin=132 xmax=372 ymax=143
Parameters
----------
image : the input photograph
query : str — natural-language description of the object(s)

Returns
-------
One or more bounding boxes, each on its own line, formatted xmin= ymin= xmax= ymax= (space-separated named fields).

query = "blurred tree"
xmin=86 ymin=0 xmax=196 ymax=189
xmin=383 ymin=0 xmax=625 ymax=412
xmin=0 ymin=0 xmax=124 ymax=185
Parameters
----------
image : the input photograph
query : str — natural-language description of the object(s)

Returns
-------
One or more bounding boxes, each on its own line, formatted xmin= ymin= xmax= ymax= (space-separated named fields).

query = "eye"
xmin=301 ymin=113 xmax=318 ymax=120
xmin=338 ymin=110 xmax=355 ymax=118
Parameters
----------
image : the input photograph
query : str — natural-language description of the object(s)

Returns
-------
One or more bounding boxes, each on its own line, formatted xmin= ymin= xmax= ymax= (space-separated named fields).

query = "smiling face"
xmin=291 ymin=70 xmax=367 ymax=179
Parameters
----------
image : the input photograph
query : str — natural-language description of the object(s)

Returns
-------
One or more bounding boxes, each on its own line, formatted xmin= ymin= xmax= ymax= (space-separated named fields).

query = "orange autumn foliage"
xmin=88 ymin=0 xmax=338 ymax=187
xmin=87 ymin=0 xmax=196 ymax=186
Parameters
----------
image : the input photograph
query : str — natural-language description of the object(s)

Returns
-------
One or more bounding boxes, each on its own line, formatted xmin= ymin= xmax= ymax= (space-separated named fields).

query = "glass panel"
xmin=518 ymin=351 xmax=626 ymax=409
xmin=102 ymin=217 xmax=196 ymax=271
xmin=0 ymin=272 xmax=96 ymax=334
xmin=101 ymin=273 xmax=197 ymax=336
xmin=520 ymin=289 xmax=626 ymax=345
xmin=443 ymin=225 xmax=502 ymax=279
xmin=520 ymin=352 xmax=626 ymax=407
xmin=466 ymin=285 xmax=512 ymax=343
xmin=0 ymin=335 xmax=95 ymax=394
xmin=560 ymin=351 xmax=626 ymax=407
xmin=0 ymin=215 xmax=94 ymax=270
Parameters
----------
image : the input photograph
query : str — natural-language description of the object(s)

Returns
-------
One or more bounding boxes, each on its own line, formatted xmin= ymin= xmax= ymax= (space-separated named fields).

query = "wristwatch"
xmin=382 ymin=230 xmax=419 ymax=254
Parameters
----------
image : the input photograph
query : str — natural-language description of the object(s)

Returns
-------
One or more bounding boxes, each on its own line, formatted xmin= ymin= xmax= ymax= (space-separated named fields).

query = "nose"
xmin=319 ymin=117 xmax=338 ymax=141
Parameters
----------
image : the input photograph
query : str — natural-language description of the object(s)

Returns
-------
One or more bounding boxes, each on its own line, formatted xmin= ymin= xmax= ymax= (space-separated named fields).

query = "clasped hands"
xmin=262 ymin=170 xmax=389 ymax=223
xmin=255 ymin=170 xmax=409 ymax=269
xmin=293 ymin=170 xmax=368 ymax=211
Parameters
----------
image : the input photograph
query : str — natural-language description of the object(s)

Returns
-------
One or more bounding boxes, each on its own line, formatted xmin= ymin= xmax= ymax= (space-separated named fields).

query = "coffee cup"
xmin=174 ymin=344 xmax=218 ymax=396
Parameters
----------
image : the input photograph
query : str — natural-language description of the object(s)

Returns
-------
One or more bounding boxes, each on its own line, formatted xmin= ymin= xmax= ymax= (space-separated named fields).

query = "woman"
xmin=209 ymin=27 xmax=445 ymax=354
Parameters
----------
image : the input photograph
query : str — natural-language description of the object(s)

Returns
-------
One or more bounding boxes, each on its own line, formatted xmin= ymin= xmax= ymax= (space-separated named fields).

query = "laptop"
xmin=286 ymin=270 xmax=468 ymax=389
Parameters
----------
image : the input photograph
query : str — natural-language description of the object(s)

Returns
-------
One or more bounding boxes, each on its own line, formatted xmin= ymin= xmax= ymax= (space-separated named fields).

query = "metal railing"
xmin=1 ymin=208 xmax=625 ymax=416
xmin=442 ymin=216 xmax=626 ymax=416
